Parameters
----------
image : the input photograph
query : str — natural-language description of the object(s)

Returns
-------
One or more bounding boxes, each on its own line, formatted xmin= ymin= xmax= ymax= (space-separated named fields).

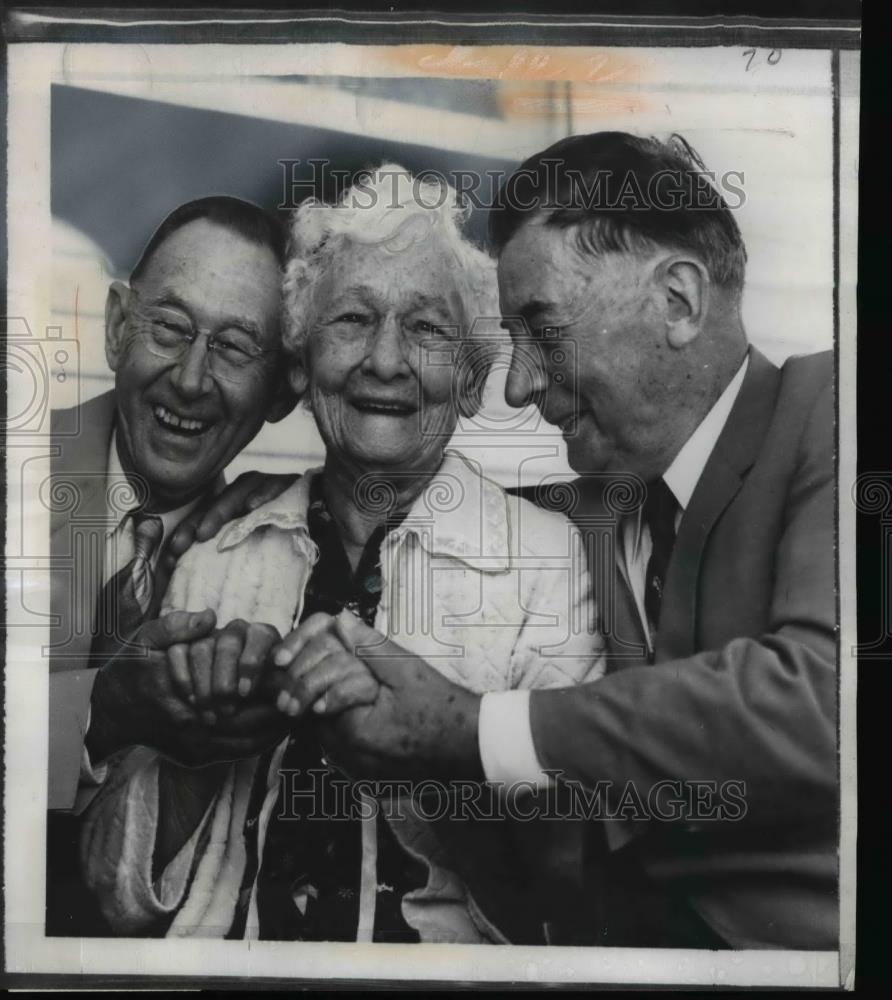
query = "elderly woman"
xmin=81 ymin=166 xmax=604 ymax=943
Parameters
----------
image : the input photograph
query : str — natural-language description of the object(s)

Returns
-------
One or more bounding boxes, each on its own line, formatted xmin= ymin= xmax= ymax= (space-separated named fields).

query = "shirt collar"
xmin=217 ymin=451 xmax=512 ymax=572
xmin=388 ymin=450 xmax=511 ymax=571
xmin=661 ymin=355 xmax=749 ymax=512
xmin=106 ymin=430 xmax=208 ymax=544
xmin=218 ymin=471 xmax=317 ymax=549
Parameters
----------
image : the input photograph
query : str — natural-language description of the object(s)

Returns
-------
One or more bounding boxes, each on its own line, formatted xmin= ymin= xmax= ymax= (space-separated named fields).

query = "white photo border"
xmin=3 ymin=7 xmax=860 ymax=989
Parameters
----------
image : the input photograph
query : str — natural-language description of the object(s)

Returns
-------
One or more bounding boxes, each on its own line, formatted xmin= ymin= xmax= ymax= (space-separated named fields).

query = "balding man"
xmin=48 ymin=196 xmax=295 ymax=932
xmin=278 ymin=132 xmax=837 ymax=950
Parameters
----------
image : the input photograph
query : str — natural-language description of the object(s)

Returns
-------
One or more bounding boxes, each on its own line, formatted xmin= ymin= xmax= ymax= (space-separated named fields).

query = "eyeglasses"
xmin=127 ymin=290 xmax=276 ymax=383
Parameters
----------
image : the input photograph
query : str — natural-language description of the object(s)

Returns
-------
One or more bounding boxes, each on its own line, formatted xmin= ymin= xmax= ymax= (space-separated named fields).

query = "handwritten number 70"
xmin=742 ymin=48 xmax=782 ymax=71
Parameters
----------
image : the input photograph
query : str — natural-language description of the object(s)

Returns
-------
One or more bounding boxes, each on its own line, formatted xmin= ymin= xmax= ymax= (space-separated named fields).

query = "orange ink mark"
xmin=496 ymin=82 xmax=651 ymax=121
xmin=379 ymin=46 xmax=649 ymax=121
xmin=382 ymin=45 xmax=644 ymax=85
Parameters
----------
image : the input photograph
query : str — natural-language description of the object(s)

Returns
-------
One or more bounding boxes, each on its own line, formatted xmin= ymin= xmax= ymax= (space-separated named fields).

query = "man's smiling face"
xmin=106 ymin=217 xmax=284 ymax=510
xmin=498 ymin=217 xmax=672 ymax=479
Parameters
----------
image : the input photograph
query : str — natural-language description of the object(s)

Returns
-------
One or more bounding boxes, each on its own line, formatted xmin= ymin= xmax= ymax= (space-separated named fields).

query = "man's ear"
xmin=660 ymin=257 xmax=708 ymax=349
xmin=104 ymin=281 xmax=132 ymax=371
xmin=265 ymin=376 xmax=300 ymax=424
xmin=264 ymin=358 xmax=308 ymax=424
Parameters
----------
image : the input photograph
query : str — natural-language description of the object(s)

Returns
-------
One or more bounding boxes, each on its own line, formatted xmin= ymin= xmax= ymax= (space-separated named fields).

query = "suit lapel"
xmin=655 ymin=348 xmax=782 ymax=662
xmin=570 ymin=476 xmax=650 ymax=671
xmin=606 ymin=545 xmax=650 ymax=669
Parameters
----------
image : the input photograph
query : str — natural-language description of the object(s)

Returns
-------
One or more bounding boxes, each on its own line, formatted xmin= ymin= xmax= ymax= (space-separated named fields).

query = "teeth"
xmin=154 ymin=405 xmax=208 ymax=432
xmin=357 ymin=401 xmax=413 ymax=413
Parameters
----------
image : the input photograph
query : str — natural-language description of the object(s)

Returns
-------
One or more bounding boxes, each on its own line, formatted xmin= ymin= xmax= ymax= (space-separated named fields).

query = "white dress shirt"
xmin=478 ymin=356 xmax=750 ymax=789
xmin=103 ymin=432 xmax=201 ymax=584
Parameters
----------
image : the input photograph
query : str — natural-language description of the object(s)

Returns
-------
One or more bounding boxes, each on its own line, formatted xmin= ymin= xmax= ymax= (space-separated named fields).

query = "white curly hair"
xmin=282 ymin=163 xmax=502 ymax=409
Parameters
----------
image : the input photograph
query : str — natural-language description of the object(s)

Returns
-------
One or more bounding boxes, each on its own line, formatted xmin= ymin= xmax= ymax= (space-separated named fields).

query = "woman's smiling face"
xmin=298 ymin=233 xmax=469 ymax=475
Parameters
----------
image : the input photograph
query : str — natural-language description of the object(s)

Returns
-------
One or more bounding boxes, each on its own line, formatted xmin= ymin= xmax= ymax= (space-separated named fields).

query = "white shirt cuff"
xmin=478 ymin=690 xmax=555 ymax=792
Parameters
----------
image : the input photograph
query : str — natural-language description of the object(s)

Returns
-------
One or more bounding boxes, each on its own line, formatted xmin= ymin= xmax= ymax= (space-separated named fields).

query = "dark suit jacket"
xmin=46 ymin=391 xmax=123 ymax=935
xmin=521 ymin=347 xmax=837 ymax=949
xmin=48 ymin=391 xmax=121 ymax=812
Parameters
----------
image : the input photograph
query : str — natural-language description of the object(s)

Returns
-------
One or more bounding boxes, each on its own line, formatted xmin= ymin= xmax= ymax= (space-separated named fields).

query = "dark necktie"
xmin=92 ymin=511 xmax=164 ymax=656
xmin=238 ymin=481 xmax=424 ymax=942
xmin=643 ymin=478 xmax=678 ymax=639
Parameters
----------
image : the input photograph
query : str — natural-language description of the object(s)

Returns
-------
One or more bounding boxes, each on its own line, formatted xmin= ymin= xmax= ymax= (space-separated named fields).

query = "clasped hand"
xmin=163 ymin=609 xmax=382 ymax=725
xmin=91 ymin=607 xmax=480 ymax=780
xmin=89 ymin=608 xmax=380 ymax=769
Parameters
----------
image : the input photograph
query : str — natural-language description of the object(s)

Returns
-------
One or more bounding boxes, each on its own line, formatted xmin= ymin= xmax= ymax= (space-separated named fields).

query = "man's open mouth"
xmin=153 ymin=404 xmax=210 ymax=436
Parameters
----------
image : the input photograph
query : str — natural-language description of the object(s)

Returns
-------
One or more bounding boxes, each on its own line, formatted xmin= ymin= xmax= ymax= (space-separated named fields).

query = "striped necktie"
xmin=128 ymin=512 xmax=164 ymax=616
xmin=92 ymin=512 xmax=164 ymax=655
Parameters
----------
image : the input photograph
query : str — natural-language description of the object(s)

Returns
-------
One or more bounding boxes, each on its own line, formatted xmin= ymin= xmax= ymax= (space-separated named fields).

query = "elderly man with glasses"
xmin=47 ymin=195 xmax=295 ymax=933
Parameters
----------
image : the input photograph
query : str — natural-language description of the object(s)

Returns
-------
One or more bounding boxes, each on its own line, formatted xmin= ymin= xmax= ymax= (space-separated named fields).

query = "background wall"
xmin=50 ymin=45 xmax=834 ymax=485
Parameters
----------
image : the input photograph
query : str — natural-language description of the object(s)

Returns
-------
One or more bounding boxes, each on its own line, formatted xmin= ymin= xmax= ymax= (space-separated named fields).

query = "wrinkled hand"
xmin=271 ymin=612 xmax=381 ymax=718
xmin=87 ymin=610 xmax=214 ymax=763
xmin=270 ymin=610 xmax=483 ymax=781
xmin=87 ymin=610 xmax=289 ymax=768
xmin=158 ymin=699 xmax=289 ymax=769
xmin=162 ymin=471 xmax=298 ymax=571
xmin=167 ymin=618 xmax=283 ymax=725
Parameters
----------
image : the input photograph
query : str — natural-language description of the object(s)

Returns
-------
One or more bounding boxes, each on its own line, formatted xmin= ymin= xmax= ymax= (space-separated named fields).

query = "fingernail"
xmin=287 ymin=697 xmax=301 ymax=717
xmin=238 ymin=678 xmax=252 ymax=697
xmin=274 ymin=648 xmax=292 ymax=667
xmin=188 ymin=694 xmax=196 ymax=705
xmin=312 ymin=697 xmax=327 ymax=714
xmin=276 ymin=691 xmax=291 ymax=713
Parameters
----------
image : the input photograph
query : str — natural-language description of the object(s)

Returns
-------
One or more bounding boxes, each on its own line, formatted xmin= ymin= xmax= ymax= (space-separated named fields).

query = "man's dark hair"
xmin=130 ymin=195 xmax=287 ymax=283
xmin=489 ymin=131 xmax=747 ymax=293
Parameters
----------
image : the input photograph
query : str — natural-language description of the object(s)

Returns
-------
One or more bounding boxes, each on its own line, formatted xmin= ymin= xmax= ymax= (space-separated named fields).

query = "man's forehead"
xmin=498 ymin=239 xmax=561 ymax=312
xmin=140 ymin=218 xmax=278 ymax=280
xmin=499 ymin=217 xmax=564 ymax=271
xmin=135 ymin=223 xmax=281 ymax=339
xmin=498 ymin=219 xmax=628 ymax=314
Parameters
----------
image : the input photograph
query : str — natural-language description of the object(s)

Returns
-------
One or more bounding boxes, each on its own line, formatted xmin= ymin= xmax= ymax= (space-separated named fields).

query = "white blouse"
xmin=81 ymin=450 xmax=605 ymax=942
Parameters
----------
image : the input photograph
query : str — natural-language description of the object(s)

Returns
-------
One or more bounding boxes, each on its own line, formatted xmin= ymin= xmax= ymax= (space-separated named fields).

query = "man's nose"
xmin=169 ymin=339 xmax=214 ymax=398
xmin=364 ymin=316 xmax=410 ymax=381
xmin=504 ymin=341 xmax=547 ymax=408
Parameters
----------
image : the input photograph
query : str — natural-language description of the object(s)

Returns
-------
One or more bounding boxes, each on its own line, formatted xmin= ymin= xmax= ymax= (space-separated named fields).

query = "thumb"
xmin=247 ymin=472 xmax=299 ymax=511
xmin=333 ymin=610 xmax=412 ymax=679
xmin=166 ymin=516 xmax=198 ymax=560
xmin=140 ymin=608 xmax=217 ymax=650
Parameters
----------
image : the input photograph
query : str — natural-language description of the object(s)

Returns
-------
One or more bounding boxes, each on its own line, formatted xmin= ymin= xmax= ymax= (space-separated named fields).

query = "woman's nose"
xmin=504 ymin=341 xmax=547 ymax=408
xmin=363 ymin=316 xmax=410 ymax=380
xmin=169 ymin=339 xmax=214 ymax=398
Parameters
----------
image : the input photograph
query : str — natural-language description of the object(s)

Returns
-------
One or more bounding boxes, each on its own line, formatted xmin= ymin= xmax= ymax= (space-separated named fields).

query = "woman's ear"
xmin=104 ymin=281 xmax=132 ymax=371
xmin=288 ymin=357 xmax=309 ymax=397
xmin=455 ymin=342 xmax=489 ymax=419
